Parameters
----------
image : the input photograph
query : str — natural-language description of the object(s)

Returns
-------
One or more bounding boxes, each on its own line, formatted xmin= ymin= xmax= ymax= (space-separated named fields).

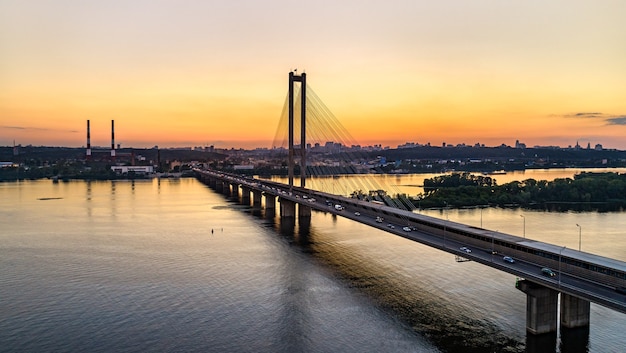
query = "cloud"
xmin=606 ymin=117 xmax=626 ymax=125
xmin=557 ymin=113 xmax=626 ymax=126
xmin=563 ymin=112 xmax=605 ymax=119
xmin=1 ymin=125 xmax=28 ymax=130
xmin=0 ymin=125 xmax=79 ymax=133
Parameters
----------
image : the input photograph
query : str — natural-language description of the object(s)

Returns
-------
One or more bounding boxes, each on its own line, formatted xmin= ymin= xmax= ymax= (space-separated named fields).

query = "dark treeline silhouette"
xmin=412 ymin=172 xmax=626 ymax=212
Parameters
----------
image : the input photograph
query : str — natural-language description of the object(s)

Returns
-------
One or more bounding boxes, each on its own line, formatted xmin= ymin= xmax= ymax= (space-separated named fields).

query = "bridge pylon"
xmin=288 ymin=71 xmax=306 ymax=189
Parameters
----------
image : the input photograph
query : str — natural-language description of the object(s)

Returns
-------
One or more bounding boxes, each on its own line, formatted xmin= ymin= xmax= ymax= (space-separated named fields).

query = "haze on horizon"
xmin=1 ymin=1 xmax=625 ymax=150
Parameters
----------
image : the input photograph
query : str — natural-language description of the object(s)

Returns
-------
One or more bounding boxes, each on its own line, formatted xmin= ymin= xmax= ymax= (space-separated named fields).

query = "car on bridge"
xmin=541 ymin=267 xmax=556 ymax=277
xmin=460 ymin=247 xmax=472 ymax=253
xmin=503 ymin=256 xmax=515 ymax=263
xmin=402 ymin=226 xmax=411 ymax=232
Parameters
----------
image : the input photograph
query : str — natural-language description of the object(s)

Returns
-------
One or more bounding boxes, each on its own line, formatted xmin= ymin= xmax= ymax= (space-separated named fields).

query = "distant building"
xmin=111 ymin=166 xmax=154 ymax=175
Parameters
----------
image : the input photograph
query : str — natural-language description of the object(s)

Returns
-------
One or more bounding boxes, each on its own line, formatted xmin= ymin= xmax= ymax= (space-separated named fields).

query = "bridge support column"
xmin=222 ymin=181 xmax=231 ymax=196
xmin=264 ymin=194 xmax=276 ymax=218
xmin=265 ymin=194 xmax=276 ymax=210
xmin=516 ymin=280 xmax=559 ymax=335
xmin=252 ymin=190 xmax=262 ymax=208
xmin=299 ymin=204 xmax=311 ymax=218
xmin=279 ymin=198 xmax=296 ymax=218
xmin=241 ymin=186 xmax=251 ymax=206
xmin=215 ymin=180 xmax=224 ymax=193
xmin=560 ymin=293 xmax=590 ymax=329
xmin=208 ymin=178 xmax=216 ymax=189
xmin=231 ymin=184 xmax=239 ymax=200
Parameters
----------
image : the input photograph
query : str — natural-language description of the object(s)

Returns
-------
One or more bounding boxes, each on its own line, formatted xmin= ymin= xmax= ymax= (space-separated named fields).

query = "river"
xmin=1 ymin=169 xmax=624 ymax=352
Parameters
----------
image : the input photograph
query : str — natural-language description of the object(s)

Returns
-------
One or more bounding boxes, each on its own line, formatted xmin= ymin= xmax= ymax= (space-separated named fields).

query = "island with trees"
xmin=408 ymin=172 xmax=626 ymax=212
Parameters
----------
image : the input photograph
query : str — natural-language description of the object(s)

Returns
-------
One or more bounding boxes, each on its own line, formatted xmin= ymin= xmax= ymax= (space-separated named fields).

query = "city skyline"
xmin=4 ymin=133 xmax=612 ymax=153
xmin=1 ymin=1 xmax=625 ymax=150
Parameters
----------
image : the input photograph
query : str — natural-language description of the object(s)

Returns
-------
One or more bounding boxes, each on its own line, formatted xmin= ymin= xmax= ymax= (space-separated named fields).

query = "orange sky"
xmin=1 ymin=1 xmax=625 ymax=150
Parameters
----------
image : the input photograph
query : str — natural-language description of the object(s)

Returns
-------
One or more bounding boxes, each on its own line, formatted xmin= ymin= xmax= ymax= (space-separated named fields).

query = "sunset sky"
xmin=1 ymin=1 xmax=625 ymax=150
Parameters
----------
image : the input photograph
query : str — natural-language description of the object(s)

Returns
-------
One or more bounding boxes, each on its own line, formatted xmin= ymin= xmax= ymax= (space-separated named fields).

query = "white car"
xmin=402 ymin=226 xmax=411 ymax=232
xmin=460 ymin=247 xmax=472 ymax=253
xmin=354 ymin=212 xmax=361 ymax=216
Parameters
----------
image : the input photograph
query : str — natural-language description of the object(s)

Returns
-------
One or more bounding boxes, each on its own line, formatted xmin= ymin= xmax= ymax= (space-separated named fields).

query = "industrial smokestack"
xmin=86 ymin=120 xmax=92 ymax=159
xmin=111 ymin=120 xmax=116 ymax=158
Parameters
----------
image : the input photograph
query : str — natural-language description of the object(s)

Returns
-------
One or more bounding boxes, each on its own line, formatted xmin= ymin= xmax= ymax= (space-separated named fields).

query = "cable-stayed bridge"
xmin=195 ymin=71 xmax=626 ymax=337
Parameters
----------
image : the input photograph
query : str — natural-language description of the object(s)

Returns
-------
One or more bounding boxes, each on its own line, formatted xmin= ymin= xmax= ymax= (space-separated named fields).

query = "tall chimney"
xmin=111 ymin=120 xmax=116 ymax=159
xmin=86 ymin=120 xmax=92 ymax=159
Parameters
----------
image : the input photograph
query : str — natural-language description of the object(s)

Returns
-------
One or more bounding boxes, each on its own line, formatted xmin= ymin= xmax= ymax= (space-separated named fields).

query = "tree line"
xmin=410 ymin=172 xmax=626 ymax=211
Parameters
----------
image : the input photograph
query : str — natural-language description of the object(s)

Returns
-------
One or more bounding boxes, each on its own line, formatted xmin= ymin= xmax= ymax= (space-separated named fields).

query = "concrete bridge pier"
xmin=252 ymin=190 xmax=263 ymax=208
xmin=525 ymin=332 xmax=557 ymax=353
xmin=560 ymin=293 xmax=590 ymax=329
xmin=231 ymin=183 xmax=239 ymax=200
xmin=560 ymin=325 xmax=590 ymax=353
xmin=222 ymin=181 xmax=231 ymax=196
xmin=516 ymin=280 xmax=559 ymax=334
xmin=241 ymin=186 xmax=251 ymax=206
xmin=279 ymin=198 xmax=296 ymax=218
xmin=208 ymin=178 xmax=216 ymax=189
xmin=215 ymin=180 xmax=224 ymax=193
xmin=264 ymin=194 xmax=276 ymax=210
xmin=299 ymin=204 xmax=311 ymax=218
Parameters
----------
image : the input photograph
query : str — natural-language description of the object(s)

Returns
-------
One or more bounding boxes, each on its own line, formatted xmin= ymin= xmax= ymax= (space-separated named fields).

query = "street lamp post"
xmin=520 ymin=214 xmax=525 ymax=238
xmin=443 ymin=202 xmax=448 ymax=248
xmin=576 ymin=223 xmax=581 ymax=251
xmin=559 ymin=246 xmax=566 ymax=289
xmin=443 ymin=213 xmax=448 ymax=248
xmin=491 ymin=231 xmax=496 ymax=261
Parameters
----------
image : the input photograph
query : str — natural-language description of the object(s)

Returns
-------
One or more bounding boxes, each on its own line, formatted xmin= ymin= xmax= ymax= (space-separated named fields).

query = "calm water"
xmin=1 ymin=171 xmax=625 ymax=353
